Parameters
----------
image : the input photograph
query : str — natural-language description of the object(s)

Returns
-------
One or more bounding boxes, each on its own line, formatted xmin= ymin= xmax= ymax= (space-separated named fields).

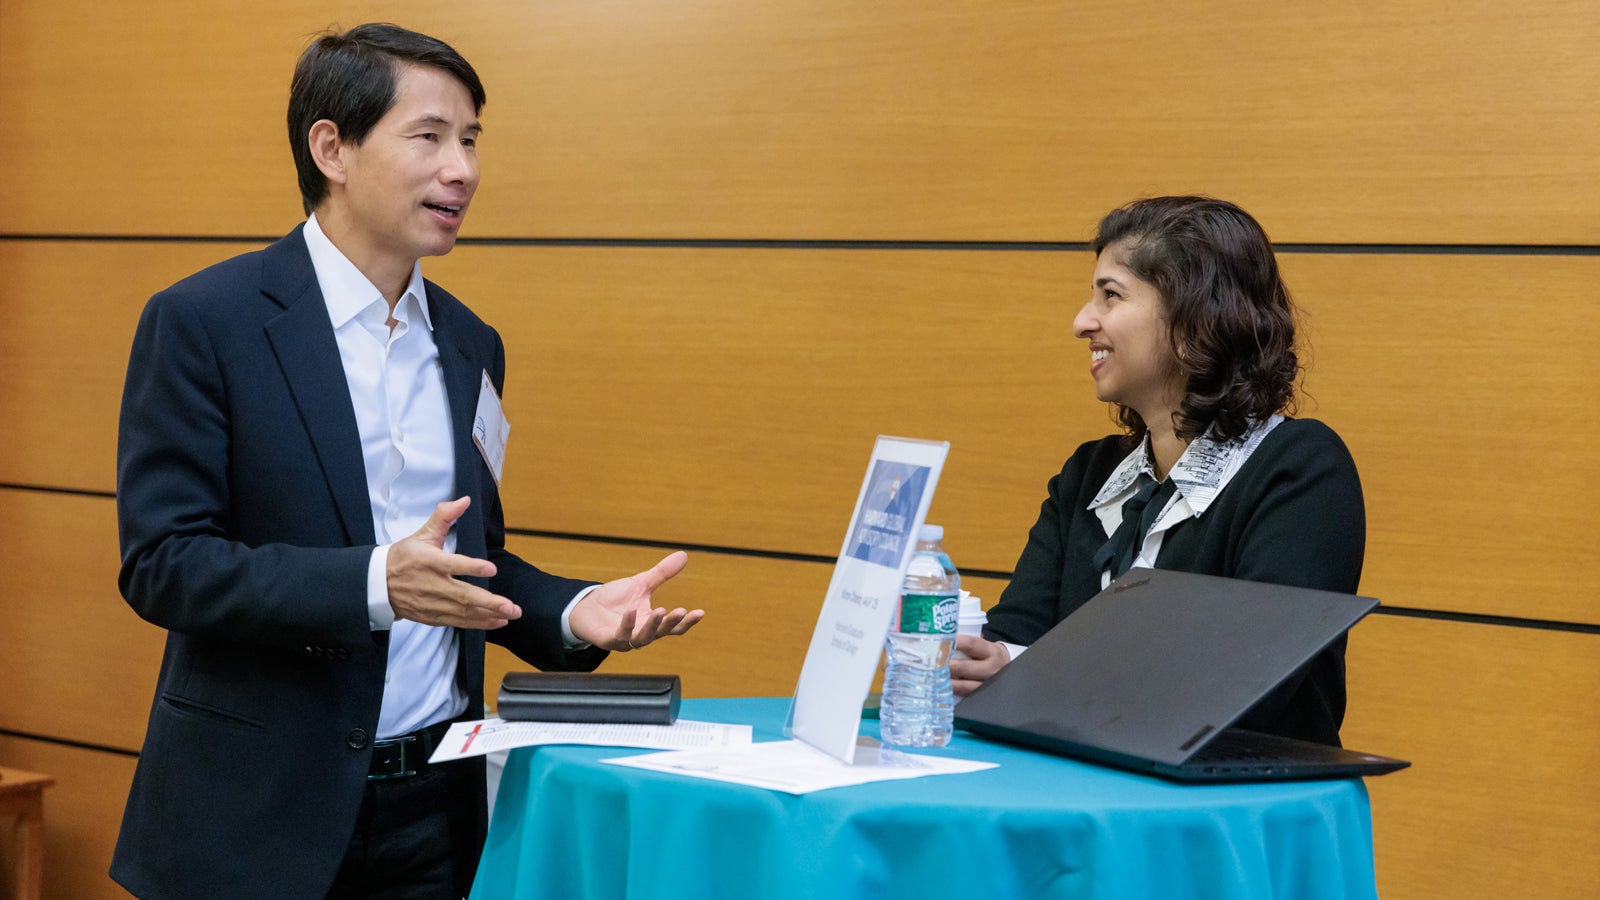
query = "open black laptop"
xmin=953 ymin=568 xmax=1409 ymax=782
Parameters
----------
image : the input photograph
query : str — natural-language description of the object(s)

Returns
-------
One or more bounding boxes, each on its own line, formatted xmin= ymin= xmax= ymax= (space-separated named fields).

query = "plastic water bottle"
xmin=880 ymin=524 xmax=960 ymax=749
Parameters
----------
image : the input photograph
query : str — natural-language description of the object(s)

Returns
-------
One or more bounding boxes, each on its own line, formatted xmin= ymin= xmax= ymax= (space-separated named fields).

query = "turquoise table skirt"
xmin=471 ymin=697 xmax=1377 ymax=900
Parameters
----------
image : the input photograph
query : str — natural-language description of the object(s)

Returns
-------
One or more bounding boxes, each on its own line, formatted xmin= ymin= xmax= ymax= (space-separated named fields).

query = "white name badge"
xmin=472 ymin=370 xmax=511 ymax=484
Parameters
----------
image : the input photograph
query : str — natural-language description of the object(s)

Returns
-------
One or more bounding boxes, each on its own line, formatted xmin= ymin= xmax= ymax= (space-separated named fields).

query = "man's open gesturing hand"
xmin=568 ymin=551 xmax=703 ymax=651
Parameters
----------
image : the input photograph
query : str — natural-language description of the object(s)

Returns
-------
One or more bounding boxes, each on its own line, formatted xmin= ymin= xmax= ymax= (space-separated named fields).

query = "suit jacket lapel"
xmin=428 ymin=283 xmax=489 ymax=559
xmin=259 ymin=226 xmax=377 ymax=547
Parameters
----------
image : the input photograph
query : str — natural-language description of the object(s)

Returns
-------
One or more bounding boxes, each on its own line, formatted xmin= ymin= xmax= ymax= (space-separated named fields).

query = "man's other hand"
xmin=387 ymin=497 xmax=520 ymax=629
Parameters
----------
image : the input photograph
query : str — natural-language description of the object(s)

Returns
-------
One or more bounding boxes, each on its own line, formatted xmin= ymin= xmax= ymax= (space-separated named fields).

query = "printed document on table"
xmin=428 ymin=717 xmax=752 ymax=763
xmin=603 ymin=739 xmax=996 ymax=794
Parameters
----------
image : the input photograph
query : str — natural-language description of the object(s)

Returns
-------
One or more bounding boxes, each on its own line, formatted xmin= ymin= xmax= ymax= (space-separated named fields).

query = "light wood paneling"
xmin=0 ymin=736 xmax=137 ymax=900
xmin=5 ymin=241 xmax=1598 ymax=624
xmin=488 ymin=535 xmax=1012 ymax=700
xmin=1281 ymin=253 xmax=1600 ymax=625
xmin=440 ymin=245 xmax=1091 ymax=575
xmin=2 ymin=1 xmax=1595 ymax=244
xmin=0 ymin=491 xmax=163 ymax=752
xmin=1344 ymin=615 xmax=1600 ymax=900
xmin=0 ymin=240 xmax=265 ymax=493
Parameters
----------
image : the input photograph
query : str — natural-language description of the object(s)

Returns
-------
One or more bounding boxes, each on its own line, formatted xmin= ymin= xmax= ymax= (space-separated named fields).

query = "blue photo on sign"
xmin=847 ymin=461 xmax=930 ymax=568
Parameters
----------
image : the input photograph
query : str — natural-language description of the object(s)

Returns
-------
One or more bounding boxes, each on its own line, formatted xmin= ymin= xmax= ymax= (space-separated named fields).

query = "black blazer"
xmin=985 ymin=418 xmax=1366 ymax=746
xmin=112 ymin=225 xmax=606 ymax=899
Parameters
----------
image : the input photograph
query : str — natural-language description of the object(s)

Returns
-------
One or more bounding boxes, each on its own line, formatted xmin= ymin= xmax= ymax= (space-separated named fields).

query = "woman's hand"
xmin=950 ymin=635 xmax=1012 ymax=697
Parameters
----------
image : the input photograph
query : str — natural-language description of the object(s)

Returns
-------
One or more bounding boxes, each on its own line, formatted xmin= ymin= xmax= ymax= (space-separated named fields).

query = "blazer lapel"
xmin=259 ymin=227 xmax=376 ymax=547
xmin=428 ymin=284 xmax=489 ymax=559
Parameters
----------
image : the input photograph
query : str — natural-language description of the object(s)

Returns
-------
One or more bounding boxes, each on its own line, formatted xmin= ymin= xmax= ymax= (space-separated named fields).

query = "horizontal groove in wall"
xmin=0 ymin=482 xmax=116 ymax=500
xmin=2 ymin=233 xmax=1598 ymax=256
xmin=0 ymin=728 xmax=139 ymax=758
xmin=508 ymin=525 xmax=1011 ymax=581
xmin=512 ymin=526 xmax=848 ymax=569
xmin=7 ymin=498 xmax=1600 ymax=638
xmin=1 ymin=233 xmax=274 ymax=245
xmin=504 ymin=527 xmax=1600 ymax=636
xmin=1279 ymin=243 xmax=1600 ymax=257
xmin=1372 ymin=606 xmax=1600 ymax=635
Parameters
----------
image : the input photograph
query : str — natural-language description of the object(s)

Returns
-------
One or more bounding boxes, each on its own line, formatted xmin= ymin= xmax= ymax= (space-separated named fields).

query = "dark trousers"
xmin=326 ymin=760 xmax=479 ymax=900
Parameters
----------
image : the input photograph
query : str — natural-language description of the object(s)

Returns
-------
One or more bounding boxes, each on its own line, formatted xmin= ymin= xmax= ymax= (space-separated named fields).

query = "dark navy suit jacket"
xmin=112 ymin=225 xmax=606 ymax=899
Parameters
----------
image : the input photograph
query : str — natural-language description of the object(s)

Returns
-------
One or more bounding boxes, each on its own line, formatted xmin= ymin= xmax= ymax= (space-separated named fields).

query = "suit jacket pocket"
xmin=159 ymin=693 xmax=266 ymax=732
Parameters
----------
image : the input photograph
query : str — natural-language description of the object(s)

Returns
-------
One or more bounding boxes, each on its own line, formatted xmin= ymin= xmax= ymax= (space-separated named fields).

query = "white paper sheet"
xmin=427 ymin=717 xmax=752 ymax=763
xmin=603 ymin=739 xmax=997 ymax=794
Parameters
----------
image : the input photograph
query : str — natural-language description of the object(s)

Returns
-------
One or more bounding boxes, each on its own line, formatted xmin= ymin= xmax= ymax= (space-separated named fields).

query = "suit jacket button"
xmin=347 ymin=728 xmax=369 ymax=750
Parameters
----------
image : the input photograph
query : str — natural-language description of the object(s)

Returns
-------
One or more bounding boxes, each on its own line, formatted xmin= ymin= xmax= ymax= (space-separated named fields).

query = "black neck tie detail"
xmin=1092 ymin=474 xmax=1176 ymax=578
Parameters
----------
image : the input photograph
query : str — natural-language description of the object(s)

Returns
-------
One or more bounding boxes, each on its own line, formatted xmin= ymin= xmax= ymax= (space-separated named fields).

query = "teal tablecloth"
xmin=472 ymin=697 xmax=1377 ymax=900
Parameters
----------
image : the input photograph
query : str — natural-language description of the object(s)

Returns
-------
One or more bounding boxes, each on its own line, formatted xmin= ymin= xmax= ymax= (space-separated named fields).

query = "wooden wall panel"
xmin=0 ymin=240 xmax=264 ymax=493
xmin=0 ymin=491 xmax=163 ymax=752
xmin=0 ymin=736 xmax=137 ymax=900
xmin=2 ymin=1 xmax=1595 ymax=243
xmin=6 ymin=239 xmax=1597 ymax=625
xmin=471 ymin=0 xmax=1600 ymax=245
xmin=1285 ymin=254 xmax=1600 ymax=625
xmin=1344 ymin=616 xmax=1600 ymax=900
xmin=435 ymin=244 xmax=1091 ymax=572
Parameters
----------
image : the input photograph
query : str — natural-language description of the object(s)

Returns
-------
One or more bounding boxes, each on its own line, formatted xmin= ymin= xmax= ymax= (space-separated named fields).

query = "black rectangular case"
xmin=496 ymin=672 xmax=681 ymax=725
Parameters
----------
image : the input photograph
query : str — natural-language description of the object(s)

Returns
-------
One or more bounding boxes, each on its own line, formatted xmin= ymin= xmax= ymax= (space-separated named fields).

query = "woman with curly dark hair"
xmin=951 ymin=196 xmax=1365 ymax=746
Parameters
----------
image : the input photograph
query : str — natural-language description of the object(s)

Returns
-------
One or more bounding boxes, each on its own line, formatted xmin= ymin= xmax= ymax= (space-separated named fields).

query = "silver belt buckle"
xmin=368 ymin=733 xmax=417 ymax=781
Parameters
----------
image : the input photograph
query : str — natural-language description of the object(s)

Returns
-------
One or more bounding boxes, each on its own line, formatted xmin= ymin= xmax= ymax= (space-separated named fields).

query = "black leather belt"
xmin=368 ymin=717 xmax=455 ymax=781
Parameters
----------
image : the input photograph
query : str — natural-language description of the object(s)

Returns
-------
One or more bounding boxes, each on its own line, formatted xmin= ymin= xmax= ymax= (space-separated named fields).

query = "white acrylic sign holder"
xmin=786 ymin=435 xmax=949 ymax=763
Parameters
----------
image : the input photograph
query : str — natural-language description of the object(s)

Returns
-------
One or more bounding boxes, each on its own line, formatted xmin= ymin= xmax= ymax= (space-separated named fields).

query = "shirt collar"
xmin=1090 ymin=441 xmax=1159 ymax=510
xmin=1089 ymin=414 xmax=1284 ymax=516
xmin=303 ymin=213 xmax=432 ymax=332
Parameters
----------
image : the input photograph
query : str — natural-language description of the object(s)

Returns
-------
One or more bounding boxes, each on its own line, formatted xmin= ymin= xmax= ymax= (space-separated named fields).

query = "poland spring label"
xmin=897 ymin=593 xmax=959 ymax=635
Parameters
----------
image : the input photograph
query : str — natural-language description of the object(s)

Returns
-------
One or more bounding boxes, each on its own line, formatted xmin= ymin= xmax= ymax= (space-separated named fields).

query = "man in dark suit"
xmin=112 ymin=24 xmax=702 ymax=899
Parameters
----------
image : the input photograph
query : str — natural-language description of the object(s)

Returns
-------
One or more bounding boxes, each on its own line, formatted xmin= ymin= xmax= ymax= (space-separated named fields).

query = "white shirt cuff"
xmin=368 ymin=545 xmax=395 ymax=631
xmin=562 ymin=584 xmax=601 ymax=649
xmin=1001 ymin=640 xmax=1027 ymax=661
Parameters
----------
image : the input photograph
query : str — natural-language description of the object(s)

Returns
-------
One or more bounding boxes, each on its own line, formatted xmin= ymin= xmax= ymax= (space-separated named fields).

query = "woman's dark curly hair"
xmin=1091 ymin=196 xmax=1300 ymax=444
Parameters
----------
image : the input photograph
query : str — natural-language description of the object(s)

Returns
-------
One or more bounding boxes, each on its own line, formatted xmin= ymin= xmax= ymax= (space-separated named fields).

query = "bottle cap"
xmin=918 ymin=523 xmax=943 ymax=542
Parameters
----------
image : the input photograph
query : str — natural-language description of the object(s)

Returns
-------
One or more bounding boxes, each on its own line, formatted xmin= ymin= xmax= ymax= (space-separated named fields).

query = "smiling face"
xmin=1073 ymin=241 xmax=1187 ymax=428
xmin=313 ymin=63 xmax=481 ymax=297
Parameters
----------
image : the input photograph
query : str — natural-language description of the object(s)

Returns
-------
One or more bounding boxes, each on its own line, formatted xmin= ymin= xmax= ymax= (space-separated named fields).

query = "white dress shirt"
xmin=304 ymin=214 xmax=464 ymax=739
